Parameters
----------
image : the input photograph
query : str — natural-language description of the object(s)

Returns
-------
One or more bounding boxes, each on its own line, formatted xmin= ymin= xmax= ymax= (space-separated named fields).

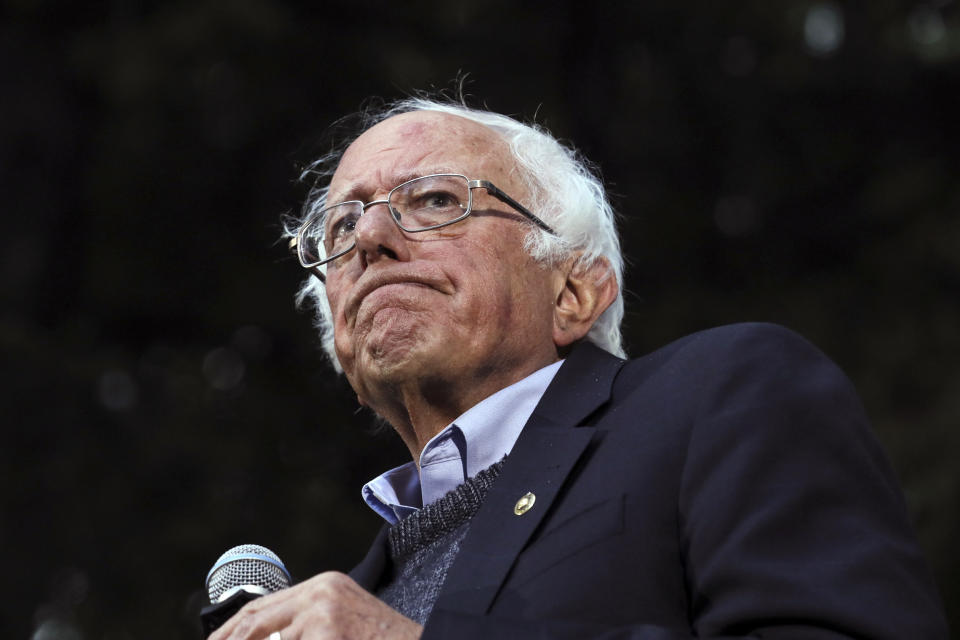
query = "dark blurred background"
xmin=1 ymin=1 xmax=957 ymax=637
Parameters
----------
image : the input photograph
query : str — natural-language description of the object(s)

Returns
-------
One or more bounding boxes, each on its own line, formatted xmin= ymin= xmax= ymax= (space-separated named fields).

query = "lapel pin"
xmin=514 ymin=492 xmax=536 ymax=515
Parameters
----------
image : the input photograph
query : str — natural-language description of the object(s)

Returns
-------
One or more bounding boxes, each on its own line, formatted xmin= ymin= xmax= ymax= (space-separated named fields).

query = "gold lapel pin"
xmin=514 ymin=492 xmax=536 ymax=515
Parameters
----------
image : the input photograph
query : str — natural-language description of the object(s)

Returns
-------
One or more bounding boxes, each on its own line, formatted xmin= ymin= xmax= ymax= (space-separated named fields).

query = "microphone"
xmin=200 ymin=544 xmax=292 ymax=637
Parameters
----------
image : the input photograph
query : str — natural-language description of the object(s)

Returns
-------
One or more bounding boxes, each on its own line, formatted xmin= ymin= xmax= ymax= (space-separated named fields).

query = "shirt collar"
xmin=361 ymin=360 xmax=564 ymax=524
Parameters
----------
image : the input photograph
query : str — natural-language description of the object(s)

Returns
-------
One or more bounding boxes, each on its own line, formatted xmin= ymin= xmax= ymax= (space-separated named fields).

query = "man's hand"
xmin=208 ymin=571 xmax=423 ymax=640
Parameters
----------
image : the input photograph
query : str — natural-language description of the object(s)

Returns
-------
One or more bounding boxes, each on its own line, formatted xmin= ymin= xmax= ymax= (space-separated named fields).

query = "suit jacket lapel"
xmin=433 ymin=343 xmax=626 ymax=615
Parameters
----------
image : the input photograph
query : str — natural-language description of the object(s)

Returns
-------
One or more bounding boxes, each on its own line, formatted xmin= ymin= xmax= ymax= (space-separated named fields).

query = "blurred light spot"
xmin=98 ymin=370 xmax=138 ymax=411
xmin=908 ymin=7 xmax=946 ymax=46
xmin=233 ymin=325 xmax=273 ymax=360
xmin=31 ymin=619 xmax=82 ymax=640
xmin=50 ymin=567 xmax=89 ymax=607
xmin=723 ymin=37 xmax=758 ymax=76
xmin=803 ymin=3 xmax=845 ymax=56
xmin=714 ymin=196 xmax=760 ymax=237
xmin=203 ymin=347 xmax=245 ymax=390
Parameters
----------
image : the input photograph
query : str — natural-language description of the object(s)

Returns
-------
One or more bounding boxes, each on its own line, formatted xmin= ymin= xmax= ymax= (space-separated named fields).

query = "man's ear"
xmin=552 ymin=255 xmax=618 ymax=349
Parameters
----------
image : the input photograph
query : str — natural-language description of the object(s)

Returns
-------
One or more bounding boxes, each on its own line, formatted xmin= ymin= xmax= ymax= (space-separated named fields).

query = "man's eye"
xmin=328 ymin=212 xmax=359 ymax=240
xmin=420 ymin=191 xmax=459 ymax=209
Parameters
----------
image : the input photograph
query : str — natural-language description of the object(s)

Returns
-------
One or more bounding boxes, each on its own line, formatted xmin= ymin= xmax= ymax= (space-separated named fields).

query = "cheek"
xmin=325 ymin=284 xmax=356 ymax=360
xmin=455 ymin=261 xmax=551 ymax=333
xmin=449 ymin=261 xmax=508 ymax=321
xmin=332 ymin=320 xmax=356 ymax=376
xmin=325 ymin=270 xmax=355 ymax=325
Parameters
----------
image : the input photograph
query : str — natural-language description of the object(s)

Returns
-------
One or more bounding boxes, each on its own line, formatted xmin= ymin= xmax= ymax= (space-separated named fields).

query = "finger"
xmin=208 ymin=589 xmax=302 ymax=640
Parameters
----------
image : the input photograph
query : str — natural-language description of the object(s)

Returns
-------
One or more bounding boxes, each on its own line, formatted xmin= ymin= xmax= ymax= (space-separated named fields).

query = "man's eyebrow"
xmin=329 ymin=168 xmax=462 ymax=203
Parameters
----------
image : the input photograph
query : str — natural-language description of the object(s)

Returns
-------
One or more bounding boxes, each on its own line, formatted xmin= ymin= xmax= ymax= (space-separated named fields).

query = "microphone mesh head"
xmin=206 ymin=544 xmax=291 ymax=603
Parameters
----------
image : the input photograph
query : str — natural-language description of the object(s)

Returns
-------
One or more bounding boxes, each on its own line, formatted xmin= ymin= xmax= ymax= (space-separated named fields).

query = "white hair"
xmin=286 ymin=97 xmax=626 ymax=371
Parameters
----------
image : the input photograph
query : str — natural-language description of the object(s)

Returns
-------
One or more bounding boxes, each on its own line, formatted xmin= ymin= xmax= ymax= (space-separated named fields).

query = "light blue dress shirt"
xmin=361 ymin=360 xmax=564 ymax=525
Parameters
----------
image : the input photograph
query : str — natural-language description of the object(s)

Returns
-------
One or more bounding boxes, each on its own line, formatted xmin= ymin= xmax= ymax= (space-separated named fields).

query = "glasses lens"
xmin=314 ymin=201 xmax=363 ymax=260
xmin=389 ymin=175 xmax=470 ymax=230
xmin=299 ymin=175 xmax=471 ymax=267
xmin=298 ymin=215 xmax=325 ymax=265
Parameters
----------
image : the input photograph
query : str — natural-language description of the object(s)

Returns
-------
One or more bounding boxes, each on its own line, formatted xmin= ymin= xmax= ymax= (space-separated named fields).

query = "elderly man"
xmin=211 ymin=99 xmax=948 ymax=639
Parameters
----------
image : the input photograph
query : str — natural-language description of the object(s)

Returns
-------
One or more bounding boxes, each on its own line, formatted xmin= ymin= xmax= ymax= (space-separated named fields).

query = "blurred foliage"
xmin=1 ymin=0 xmax=957 ymax=637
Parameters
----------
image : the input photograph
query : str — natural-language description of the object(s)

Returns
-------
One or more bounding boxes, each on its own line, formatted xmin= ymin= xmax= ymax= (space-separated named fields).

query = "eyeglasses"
xmin=290 ymin=173 xmax=555 ymax=282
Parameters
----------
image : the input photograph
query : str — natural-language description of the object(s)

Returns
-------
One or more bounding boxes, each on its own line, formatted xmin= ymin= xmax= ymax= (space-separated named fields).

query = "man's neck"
xmin=368 ymin=355 xmax=561 ymax=462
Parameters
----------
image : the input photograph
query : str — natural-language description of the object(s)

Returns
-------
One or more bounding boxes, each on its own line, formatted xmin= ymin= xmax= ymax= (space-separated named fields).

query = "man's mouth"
xmin=344 ymin=271 xmax=449 ymax=325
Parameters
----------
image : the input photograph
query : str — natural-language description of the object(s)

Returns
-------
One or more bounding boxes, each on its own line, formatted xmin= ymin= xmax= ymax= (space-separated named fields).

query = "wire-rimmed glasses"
xmin=291 ymin=173 xmax=555 ymax=282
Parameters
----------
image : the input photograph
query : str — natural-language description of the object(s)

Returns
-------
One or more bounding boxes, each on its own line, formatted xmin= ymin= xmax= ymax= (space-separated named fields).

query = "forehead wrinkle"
xmin=330 ymin=164 xmax=467 ymax=204
xmin=329 ymin=112 xmax=519 ymax=202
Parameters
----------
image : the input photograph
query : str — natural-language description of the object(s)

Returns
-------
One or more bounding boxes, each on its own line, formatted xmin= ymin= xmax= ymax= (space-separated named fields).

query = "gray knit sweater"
xmin=376 ymin=459 xmax=505 ymax=625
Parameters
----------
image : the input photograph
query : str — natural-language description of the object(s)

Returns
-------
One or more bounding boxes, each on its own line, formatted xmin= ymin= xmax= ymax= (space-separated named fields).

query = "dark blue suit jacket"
xmin=351 ymin=323 xmax=948 ymax=638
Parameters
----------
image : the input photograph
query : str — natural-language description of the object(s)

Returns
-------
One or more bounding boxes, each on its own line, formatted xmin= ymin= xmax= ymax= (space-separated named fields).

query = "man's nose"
xmin=353 ymin=201 xmax=411 ymax=269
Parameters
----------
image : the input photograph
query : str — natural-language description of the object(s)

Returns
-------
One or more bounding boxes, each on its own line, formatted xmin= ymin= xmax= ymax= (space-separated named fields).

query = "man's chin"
xmin=354 ymin=324 xmax=431 ymax=382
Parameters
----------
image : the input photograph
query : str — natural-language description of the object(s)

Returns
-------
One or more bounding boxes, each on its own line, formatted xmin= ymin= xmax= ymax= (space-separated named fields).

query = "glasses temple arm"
xmin=473 ymin=180 xmax=557 ymax=235
xmin=288 ymin=236 xmax=327 ymax=283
